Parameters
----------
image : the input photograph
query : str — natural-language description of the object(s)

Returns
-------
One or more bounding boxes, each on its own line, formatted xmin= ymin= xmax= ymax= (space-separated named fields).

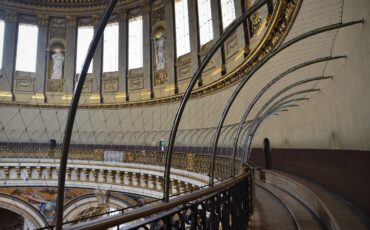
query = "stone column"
xmin=64 ymin=16 xmax=77 ymax=94
xmin=143 ymin=4 xmax=153 ymax=96
xmin=35 ymin=15 xmax=49 ymax=97
xmin=32 ymin=167 xmax=41 ymax=179
xmin=210 ymin=0 xmax=226 ymax=75
xmin=118 ymin=11 xmax=128 ymax=101
xmin=187 ymin=0 xmax=201 ymax=85
xmin=65 ymin=168 xmax=71 ymax=181
xmin=164 ymin=0 xmax=177 ymax=93
xmin=1 ymin=11 xmax=18 ymax=99
xmin=93 ymin=16 xmax=103 ymax=101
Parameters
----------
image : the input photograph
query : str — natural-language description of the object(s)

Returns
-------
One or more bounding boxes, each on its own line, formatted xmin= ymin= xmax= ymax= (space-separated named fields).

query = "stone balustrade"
xmin=0 ymin=146 xmax=240 ymax=179
xmin=0 ymin=158 xmax=208 ymax=198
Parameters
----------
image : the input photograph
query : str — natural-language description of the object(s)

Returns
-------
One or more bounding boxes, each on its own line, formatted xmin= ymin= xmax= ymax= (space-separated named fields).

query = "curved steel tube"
xmin=243 ymin=90 xmax=319 ymax=161
xmin=164 ymin=0 xmax=270 ymax=200
xmin=241 ymin=103 xmax=301 ymax=160
xmin=55 ymin=0 xmax=118 ymax=228
xmin=229 ymin=56 xmax=345 ymax=175
xmin=245 ymin=102 xmax=301 ymax=151
xmin=242 ymin=102 xmax=303 ymax=162
xmin=238 ymin=75 xmax=334 ymax=161
xmin=209 ymin=20 xmax=363 ymax=185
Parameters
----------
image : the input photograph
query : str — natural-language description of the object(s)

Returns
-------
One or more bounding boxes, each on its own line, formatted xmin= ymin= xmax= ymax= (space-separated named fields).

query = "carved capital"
xmin=142 ymin=3 xmax=151 ymax=14
xmin=116 ymin=10 xmax=127 ymax=21
xmin=37 ymin=14 xmax=49 ymax=26
xmin=91 ymin=14 xmax=101 ymax=26
xmin=66 ymin=15 xmax=77 ymax=27
xmin=5 ymin=11 xmax=17 ymax=23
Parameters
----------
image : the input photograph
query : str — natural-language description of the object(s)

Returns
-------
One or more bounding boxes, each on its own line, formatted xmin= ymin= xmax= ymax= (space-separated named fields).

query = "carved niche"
xmin=47 ymin=18 xmax=67 ymax=93
xmin=47 ymin=42 xmax=65 ymax=93
xmin=152 ymin=2 xmax=167 ymax=86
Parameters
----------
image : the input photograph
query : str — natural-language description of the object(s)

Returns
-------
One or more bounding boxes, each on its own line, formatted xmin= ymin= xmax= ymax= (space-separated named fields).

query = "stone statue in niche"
xmin=153 ymin=27 xmax=166 ymax=70
xmin=51 ymin=51 xmax=64 ymax=80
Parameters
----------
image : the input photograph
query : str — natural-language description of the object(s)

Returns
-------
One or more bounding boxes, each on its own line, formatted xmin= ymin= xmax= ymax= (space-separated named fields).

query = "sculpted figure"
xmin=51 ymin=52 xmax=64 ymax=80
xmin=154 ymin=32 xmax=166 ymax=70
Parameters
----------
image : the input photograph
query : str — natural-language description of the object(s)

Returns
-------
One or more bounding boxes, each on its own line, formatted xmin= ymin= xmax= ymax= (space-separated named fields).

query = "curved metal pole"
xmin=243 ymin=102 xmax=303 ymax=162
xmin=245 ymin=103 xmax=300 ymax=151
xmin=244 ymin=90 xmax=319 ymax=162
xmin=241 ymin=103 xmax=299 ymax=157
xmin=208 ymin=20 xmax=363 ymax=185
xmin=225 ymin=125 xmax=240 ymax=146
xmin=239 ymin=75 xmax=333 ymax=160
xmin=219 ymin=125 xmax=235 ymax=147
xmin=197 ymin=128 xmax=213 ymax=146
xmin=230 ymin=56 xmax=344 ymax=176
xmin=55 ymin=0 xmax=118 ymax=229
xmin=163 ymin=0 xmax=269 ymax=201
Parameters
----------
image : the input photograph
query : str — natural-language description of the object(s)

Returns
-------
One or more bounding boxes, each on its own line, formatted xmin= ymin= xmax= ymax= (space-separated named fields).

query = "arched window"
xmin=103 ymin=22 xmax=119 ymax=73
xmin=16 ymin=24 xmax=38 ymax=72
xmin=220 ymin=0 xmax=236 ymax=30
xmin=197 ymin=0 xmax=213 ymax=46
xmin=128 ymin=16 xmax=143 ymax=70
xmin=0 ymin=20 xmax=4 ymax=69
xmin=175 ymin=0 xmax=190 ymax=57
xmin=76 ymin=26 xmax=94 ymax=74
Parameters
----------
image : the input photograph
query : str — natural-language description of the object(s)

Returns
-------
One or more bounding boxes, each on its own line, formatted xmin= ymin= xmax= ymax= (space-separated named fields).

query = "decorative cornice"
xmin=0 ymin=0 xmax=146 ymax=16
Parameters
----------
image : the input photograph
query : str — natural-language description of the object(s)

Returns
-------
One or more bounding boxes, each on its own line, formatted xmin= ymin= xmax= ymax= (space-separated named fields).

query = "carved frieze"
xmin=129 ymin=77 xmax=143 ymax=90
xmin=47 ymin=79 xmax=64 ymax=93
xmin=49 ymin=18 xmax=67 ymax=40
xmin=128 ymin=68 xmax=144 ymax=90
xmin=178 ymin=64 xmax=191 ymax=81
xmin=14 ymin=79 xmax=34 ymax=92
xmin=154 ymin=70 xmax=168 ymax=86
xmin=152 ymin=6 xmax=165 ymax=24
xmin=225 ymin=32 xmax=239 ymax=59
xmin=82 ymin=78 xmax=93 ymax=93
xmin=103 ymin=79 xmax=118 ymax=93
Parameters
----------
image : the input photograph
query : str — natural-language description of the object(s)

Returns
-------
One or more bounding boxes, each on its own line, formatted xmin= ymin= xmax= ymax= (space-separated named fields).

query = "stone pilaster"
xmin=118 ymin=11 xmax=128 ymax=100
xmin=210 ymin=0 xmax=226 ymax=75
xmin=1 ymin=11 xmax=18 ymax=98
xmin=234 ymin=0 xmax=247 ymax=55
xmin=64 ymin=16 xmax=77 ymax=93
xmin=35 ymin=15 xmax=49 ymax=96
xmin=142 ymin=4 xmax=152 ymax=93
xmin=92 ymin=16 xmax=103 ymax=99
xmin=164 ymin=0 xmax=177 ymax=92
xmin=187 ymin=0 xmax=201 ymax=83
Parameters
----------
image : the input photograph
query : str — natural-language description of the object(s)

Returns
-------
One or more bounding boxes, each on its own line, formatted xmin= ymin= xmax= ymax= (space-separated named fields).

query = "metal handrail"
xmin=64 ymin=171 xmax=251 ymax=230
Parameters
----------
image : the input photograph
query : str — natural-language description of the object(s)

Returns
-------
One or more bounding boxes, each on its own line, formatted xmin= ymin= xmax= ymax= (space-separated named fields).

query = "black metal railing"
xmin=63 ymin=170 xmax=252 ymax=230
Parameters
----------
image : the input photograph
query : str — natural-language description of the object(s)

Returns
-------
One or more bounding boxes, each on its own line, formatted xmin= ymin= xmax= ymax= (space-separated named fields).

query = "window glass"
xmin=0 ymin=21 xmax=4 ymax=69
xmin=197 ymin=0 xmax=214 ymax=46
xmin=76 ymin=26 xmax=94 ymax=74
xmin=220 ymin=0 xmax=236 ymax=30
xmin=175 ymin=0 xmax=190 ymax=57
xmin=16 ymin=24 xmax=38 ymax=72
xmin=128 ymin=16 xmax=143 ymax=69
xmin=103 ymin=23 xmax=119 ymax=72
